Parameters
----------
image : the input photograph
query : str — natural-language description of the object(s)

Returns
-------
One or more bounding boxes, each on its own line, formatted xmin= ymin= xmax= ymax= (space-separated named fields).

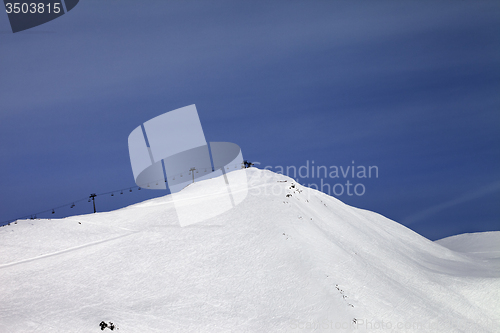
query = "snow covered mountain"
xmin=1 ymin=168 xmax=498 ymax=332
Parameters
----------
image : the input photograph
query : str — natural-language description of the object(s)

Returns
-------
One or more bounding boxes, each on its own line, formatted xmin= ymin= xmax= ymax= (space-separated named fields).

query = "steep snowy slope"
xmin=0 ymin=168 xmax=498 ymax=332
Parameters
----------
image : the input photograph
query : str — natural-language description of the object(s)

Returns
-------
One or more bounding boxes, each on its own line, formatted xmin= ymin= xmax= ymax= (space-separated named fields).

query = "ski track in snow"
xmin=0 ymin=231 xmax=139 ymax=269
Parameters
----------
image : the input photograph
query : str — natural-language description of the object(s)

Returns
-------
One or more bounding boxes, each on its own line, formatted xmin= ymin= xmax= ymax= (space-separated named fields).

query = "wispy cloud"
xmin=402 ymin=181 xmax=500 ymax=225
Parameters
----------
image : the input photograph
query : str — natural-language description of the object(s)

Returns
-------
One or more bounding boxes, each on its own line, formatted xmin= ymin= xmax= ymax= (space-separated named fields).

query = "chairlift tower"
xmin=89 ymin=193 xmax=97 ymax=213
xmin=189 ymin=167 xmax=196 ymax=183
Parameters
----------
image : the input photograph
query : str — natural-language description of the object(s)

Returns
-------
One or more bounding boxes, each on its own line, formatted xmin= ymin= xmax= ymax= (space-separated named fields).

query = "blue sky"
xmin=0 ymin=1 xmax=499 ymax=240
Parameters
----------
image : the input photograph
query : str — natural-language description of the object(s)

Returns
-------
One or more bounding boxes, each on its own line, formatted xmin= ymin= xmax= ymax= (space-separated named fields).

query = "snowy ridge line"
xmin=0 ymin=163 xmax=246 ymax=226
xmin=0 ymin=173 xmax=279 ymax=230
xmin=1 ymin=171 xmax=300 ymax=229
xmin=117 ymin=177 xmax=290 ymax=208
xmin=127 ymin=177 xmax=323 ymax=213
xmin=0 ymin=231 xmax=139 ymax=269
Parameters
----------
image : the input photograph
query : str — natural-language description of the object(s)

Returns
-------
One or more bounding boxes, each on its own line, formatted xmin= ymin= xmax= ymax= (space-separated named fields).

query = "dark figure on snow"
xmin=99 ymin=321 xmax=115 ymax=331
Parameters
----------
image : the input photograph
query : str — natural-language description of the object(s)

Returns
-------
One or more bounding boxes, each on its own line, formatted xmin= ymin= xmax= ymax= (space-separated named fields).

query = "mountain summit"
xmin=1 ymin=168 xmax=498 ymax=332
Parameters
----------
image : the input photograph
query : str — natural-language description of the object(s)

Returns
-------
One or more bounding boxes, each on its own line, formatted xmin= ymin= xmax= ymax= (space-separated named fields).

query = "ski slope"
xmin=0 ymin=168 xmax=498 ymax=332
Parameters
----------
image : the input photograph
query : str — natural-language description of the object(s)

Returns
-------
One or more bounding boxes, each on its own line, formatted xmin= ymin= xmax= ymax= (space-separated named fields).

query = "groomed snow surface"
xmin=1 ymin=168 xmax=498 ymax=332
